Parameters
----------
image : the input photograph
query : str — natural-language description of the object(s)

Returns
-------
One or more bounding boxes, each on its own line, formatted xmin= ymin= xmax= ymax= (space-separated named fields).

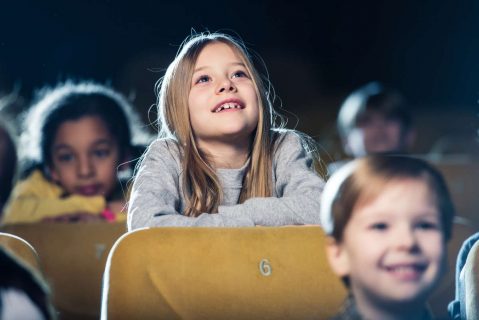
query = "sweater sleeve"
xmin=218 ymin=132 xmax=324 ymax=226
xmin=1 ymin=171 xmax=106 ymax=225
xmin=127 ymin=140 xmax=254 ymax=231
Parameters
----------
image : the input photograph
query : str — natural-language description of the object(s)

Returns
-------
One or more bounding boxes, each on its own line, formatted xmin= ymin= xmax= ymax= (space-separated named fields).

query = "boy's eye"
xmin=195 ymin=75 xmax=210 ymax=84
xmin=369 ymin=222 xmax=388 ymax=231
xmin=416 ymin=221 xmax=439 ymax=230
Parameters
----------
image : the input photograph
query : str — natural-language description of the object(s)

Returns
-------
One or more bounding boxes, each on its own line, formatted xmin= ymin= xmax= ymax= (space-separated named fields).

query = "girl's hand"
xmin=42 ymin=212 xmax=106 ymax=223
xmin=108 ymin=200 xmax=127 ymax=214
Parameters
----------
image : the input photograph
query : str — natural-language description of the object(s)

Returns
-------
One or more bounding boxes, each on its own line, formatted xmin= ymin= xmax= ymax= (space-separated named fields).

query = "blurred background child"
xmin=0 ymin=91 xmax=24 ymax=217
xmin=0 ymin=247 xmax=55 ymax=320
xmin=329 ymin=82 xmax=415 ymax=173
xmin=1 ymin=81 xmax=151 ymax=225
xmin=321 ymin=155 xmax=454 ymax=319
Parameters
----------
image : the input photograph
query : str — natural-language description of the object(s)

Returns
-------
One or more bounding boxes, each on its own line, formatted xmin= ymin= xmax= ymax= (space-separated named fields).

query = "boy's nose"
xmin=216 ymin=79 xmax=237 ymax=94
xmin=395 ymin=227 xmax=419 ymax=251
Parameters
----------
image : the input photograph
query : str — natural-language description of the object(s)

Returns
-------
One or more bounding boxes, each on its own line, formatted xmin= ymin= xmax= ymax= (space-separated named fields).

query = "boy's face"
xmin=327 ymin=178 xmax=446 ymax=310
xmin=346 ymin=112 xmax=410 ymax=157
xmin=49 ymin=116 xmax=121 ymax=199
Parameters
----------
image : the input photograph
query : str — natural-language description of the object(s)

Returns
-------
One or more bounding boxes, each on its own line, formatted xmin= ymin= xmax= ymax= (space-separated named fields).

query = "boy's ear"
xmin=325 ymin=236 xmax=351 ymax=277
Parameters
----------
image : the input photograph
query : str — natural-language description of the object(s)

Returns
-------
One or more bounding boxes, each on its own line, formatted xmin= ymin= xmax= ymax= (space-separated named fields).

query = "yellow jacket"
xmin=2 ymin=170 xmax=127 ymax=225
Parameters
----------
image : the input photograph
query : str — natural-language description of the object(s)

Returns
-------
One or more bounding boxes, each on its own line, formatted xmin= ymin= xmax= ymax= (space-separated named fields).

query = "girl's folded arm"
xmin=127 ymin=140 xmax=254 ymax=230
xmin=218 ymin=132 xmax=324 ymax=226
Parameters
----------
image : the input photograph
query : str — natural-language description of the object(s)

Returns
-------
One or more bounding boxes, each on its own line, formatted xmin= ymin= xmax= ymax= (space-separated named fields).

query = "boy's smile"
xmin=382 ymin=261 xmax=427 ymax=282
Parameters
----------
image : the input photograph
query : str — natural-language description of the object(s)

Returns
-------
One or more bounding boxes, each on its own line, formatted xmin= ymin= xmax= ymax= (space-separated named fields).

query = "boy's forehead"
xmin=351 ymin=178 xmax=439 ymax=219
xmin=356 ymin=110 xmax=400 ymax=123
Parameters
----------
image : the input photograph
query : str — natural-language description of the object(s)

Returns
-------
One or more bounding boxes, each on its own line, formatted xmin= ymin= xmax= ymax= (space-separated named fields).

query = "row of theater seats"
xmin=0 ymin=220 xmax=477 ymax=319
xmin=426 ymin=155 xmax=479 ymax=229
xmin=0 ymin=222 xmax=126 ymax=319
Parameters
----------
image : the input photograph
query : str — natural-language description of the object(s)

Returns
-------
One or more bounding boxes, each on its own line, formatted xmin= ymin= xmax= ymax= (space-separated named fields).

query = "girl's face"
xmin=188 ymin=42 xmax=259 ymax=150
xmin=49 ymin=115 xmax=121 ymax=198
xmin=327 ymin=178 xmax=446 ymax=312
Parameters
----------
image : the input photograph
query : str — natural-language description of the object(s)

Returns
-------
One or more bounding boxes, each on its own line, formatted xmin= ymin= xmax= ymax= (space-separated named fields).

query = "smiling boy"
xmin=320 ymin=155 xmax=454 ymax=320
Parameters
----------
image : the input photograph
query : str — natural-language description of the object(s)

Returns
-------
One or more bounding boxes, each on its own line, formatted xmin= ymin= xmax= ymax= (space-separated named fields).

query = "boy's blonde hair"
xmin=320 ymin=155 xmax=454 ymax=242
xmin=155 ymin=32 xmax=285 ymax=216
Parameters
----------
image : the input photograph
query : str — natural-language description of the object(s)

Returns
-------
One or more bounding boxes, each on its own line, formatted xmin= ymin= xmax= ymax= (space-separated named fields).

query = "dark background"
xmin=1 ymin=0 xmax=478 ymax=156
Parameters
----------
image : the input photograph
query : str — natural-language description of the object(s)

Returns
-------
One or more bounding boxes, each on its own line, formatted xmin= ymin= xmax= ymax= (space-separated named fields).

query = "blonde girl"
xmin=128 ymin=32 xmax=324 ymax=229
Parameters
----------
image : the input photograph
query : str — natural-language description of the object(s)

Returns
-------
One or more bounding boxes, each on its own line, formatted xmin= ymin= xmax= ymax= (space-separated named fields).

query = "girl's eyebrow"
xmin=92 ymin=139 xmax=113 ymax=146
xmin=52 ymin=138 xmax=112 ymax=151
xmin=193 ymin=62 xmax=246 ymax=73
xmin=52 ymin=144 xmax=72 ymax=152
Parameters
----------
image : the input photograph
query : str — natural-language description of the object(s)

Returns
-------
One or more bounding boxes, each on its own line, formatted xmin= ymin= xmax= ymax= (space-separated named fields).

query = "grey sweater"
xmin=127 ymin=131 xmax=324 ymax=230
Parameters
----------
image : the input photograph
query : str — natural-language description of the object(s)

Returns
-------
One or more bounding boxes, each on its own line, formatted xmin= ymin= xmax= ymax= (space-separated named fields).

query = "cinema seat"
xmin=0 ymin=232 xmax=39 ymax=270
xmin=427 ymin=156 xmax=479 ymax=227
xmin=1 ymin=222 xmax=126 ymax=320
xmin=459 ymin=240 xmax=479 ymax=320
xmin=101 ymin=226 xmax=347 ymax=320
xmin=429 ymin=217 xmax=477 ymax=319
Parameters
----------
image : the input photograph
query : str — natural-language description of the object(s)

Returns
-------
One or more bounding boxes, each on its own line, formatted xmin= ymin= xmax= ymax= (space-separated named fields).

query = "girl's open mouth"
xmin=212 ymin=99 xmax=245 ymax=113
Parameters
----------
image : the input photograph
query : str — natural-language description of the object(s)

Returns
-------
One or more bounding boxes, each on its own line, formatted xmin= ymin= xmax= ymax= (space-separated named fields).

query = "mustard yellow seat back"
xmin=429 ymin=217 xmax=477 ymax=319
xmin=460 ymin=240 xmax=479 ymax=320
xmin=1 ymin=222 xmax=126 ymax=319
xmin=0 ymin=232 xmax=40 ymax=270
xmin=101 ymin=226 xmax=347 ymax=320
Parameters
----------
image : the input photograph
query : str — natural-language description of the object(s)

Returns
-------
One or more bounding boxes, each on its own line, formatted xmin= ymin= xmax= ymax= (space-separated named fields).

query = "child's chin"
xmin=380 ymin=287 xmax=432 ymax=306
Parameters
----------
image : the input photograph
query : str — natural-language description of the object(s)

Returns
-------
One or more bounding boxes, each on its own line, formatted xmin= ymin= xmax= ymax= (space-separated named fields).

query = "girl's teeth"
xmin=215 ymin=103 xmax=240 ymax=112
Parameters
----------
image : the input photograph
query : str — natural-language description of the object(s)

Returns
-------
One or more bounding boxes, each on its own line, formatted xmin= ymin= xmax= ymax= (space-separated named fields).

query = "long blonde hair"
xmin=155 ymin=32 xmax=286 ymax=216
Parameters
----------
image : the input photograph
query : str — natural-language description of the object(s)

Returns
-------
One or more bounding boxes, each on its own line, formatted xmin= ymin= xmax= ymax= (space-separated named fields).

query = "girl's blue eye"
xmin=370 ymin=222 xmax=388 ymax=231
xmin=232 ymin=70 xmax=248 ymax=78
xmin=195 ymin=75 xmax=210 ymax=84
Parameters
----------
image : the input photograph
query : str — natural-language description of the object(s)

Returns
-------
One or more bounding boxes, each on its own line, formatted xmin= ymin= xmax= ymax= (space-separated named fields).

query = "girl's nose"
xmin=77 ymin=156 xmax=94 ymax=177
xmin=216 ymin=78 xmax=237 ymax=94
